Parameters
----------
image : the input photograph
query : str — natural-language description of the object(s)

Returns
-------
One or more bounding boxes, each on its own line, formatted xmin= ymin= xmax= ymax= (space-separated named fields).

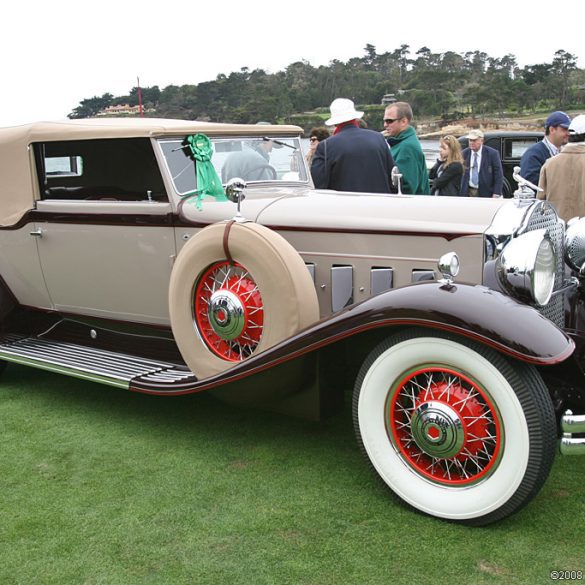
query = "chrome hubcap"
xmin=208 ymin=290 xmax=245 ymax=341
xmin=410 ymin=401 xmax=465 ymax=458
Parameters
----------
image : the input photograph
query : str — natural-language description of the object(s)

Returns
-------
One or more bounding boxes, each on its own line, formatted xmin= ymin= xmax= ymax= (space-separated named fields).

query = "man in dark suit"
xmin=520 ymin=111 xmax=571 ymax=185
xmin=311 ymin=98 xmax=395 ymax=193
xmin=460 ymin=129 xmax=504 ymax=198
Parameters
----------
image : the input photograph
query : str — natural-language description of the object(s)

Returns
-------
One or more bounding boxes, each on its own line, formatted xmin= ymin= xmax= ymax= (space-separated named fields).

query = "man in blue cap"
xmin=519 ymin=111 xmax=571 ymax=185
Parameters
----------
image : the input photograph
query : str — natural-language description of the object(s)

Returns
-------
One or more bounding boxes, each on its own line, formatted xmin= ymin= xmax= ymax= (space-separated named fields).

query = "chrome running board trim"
xmin=0 ymin=336 xmax=194 ymax=389
xmin=559 ymin=410 xmax=585 ymax=455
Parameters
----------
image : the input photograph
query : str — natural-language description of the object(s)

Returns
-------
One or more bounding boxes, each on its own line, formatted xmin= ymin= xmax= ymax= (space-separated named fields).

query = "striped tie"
xmin=471 ymin=152 xmax=479 ymax=187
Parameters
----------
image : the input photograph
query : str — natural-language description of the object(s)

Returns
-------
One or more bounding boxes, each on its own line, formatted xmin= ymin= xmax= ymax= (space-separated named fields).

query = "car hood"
xmin=181 ymin=187 xmax=509 ymax=236
xmin=257 ymin=189 xmax=509 ymax=236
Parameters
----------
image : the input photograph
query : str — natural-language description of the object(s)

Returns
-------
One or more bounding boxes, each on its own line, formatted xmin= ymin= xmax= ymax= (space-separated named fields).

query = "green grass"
xmin=1 ymin=364 xmax=584 ymax=585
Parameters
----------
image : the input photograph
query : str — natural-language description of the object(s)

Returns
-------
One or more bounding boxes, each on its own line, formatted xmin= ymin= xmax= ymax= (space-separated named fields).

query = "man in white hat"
xmin=460 ymin=129 xmax=504 ymax=197
xmin=538 ymin=114 xmax=585 ymax=221
xmin=311 ymin=98 xmax=395 ymax=193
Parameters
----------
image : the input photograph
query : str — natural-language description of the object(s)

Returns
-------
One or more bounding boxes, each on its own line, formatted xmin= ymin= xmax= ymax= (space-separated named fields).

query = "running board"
xmin=0 ymin=336 xmax=196 ymax=389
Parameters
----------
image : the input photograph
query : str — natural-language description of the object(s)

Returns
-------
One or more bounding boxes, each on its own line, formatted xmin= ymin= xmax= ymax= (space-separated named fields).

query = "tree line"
xmin=69 ymin=45 xmax=585 ymax=129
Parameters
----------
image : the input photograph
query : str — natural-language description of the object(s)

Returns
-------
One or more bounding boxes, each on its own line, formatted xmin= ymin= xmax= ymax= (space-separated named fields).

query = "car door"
xmin=32 ymin=138 xmax=177 ymax=325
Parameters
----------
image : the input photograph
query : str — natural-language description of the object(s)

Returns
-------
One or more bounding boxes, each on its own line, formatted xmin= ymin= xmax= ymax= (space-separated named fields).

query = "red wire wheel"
xmin=194 ymin=261 xmax=264 ymax=362
xmin=387 ymin=367 xmax=502 ymax=486
xmin=353 ymin=329 xmax=557 ymax=525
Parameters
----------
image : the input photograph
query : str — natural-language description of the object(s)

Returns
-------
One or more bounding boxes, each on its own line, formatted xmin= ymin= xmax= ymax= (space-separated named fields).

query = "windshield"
xmin=159 ymin=136 xmax=308 ymax=196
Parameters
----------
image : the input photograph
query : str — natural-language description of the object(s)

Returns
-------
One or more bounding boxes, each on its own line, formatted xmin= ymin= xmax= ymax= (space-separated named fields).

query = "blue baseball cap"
xmin=545 ymin=111 xmax=571 ymax=129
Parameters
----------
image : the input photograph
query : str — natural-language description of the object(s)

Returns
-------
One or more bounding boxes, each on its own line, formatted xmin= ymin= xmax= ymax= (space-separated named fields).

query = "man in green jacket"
xmin=383 ymin=102 xmax=430 ymax=194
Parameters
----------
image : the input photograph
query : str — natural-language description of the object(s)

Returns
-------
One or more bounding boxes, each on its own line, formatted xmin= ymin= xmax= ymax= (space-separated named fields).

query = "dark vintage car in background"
xmin=0 ymin=118 xmax=583 ymax=527
xmin=459 ymin=131 xmax=543 ymax=197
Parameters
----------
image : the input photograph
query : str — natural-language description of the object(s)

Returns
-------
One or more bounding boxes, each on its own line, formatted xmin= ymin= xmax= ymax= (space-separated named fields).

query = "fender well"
xmin=332 ymin=281 xmax=574 ymax=366
xmin=133 ymin=281 xmax=573 ymax=396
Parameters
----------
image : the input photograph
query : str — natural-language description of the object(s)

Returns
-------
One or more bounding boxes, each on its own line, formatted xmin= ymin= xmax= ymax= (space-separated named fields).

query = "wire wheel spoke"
xmin=194 ymin=261 xmax=264 ymax=362
xmin=387 ymin=367 xmax=502 ymax=486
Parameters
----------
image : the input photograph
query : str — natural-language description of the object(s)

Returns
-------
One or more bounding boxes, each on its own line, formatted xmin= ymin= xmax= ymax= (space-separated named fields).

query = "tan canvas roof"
xmin=0 ymin=118 xmax=303 ymax=226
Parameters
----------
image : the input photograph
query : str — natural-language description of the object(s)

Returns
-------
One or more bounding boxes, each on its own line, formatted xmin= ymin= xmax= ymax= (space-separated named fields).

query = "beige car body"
xmin=0 ymin=118 xmax=505 ymax=323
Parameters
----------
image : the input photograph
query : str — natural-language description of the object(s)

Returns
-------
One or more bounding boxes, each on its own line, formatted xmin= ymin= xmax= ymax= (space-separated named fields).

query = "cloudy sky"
xmin=2 ymin=0 xmax=583 ymax=127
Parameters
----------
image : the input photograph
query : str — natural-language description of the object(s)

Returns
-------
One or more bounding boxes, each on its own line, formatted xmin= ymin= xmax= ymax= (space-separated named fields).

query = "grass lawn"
xmin=1 ymin=364 xmax=584 ymax=585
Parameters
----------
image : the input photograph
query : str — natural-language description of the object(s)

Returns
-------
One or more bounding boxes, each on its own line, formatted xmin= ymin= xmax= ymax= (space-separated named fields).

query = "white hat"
xmin=325 ymin=98 xmax=364 ymax=126
xmin=466 ymin=129 xmax=484 ymax=140
xmin=569 ymin=114 xmax=585 ymax=135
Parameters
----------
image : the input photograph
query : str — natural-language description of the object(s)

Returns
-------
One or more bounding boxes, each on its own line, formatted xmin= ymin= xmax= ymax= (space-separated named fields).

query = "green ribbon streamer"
xmin=182 ymin=133 xmax=228 ymax=210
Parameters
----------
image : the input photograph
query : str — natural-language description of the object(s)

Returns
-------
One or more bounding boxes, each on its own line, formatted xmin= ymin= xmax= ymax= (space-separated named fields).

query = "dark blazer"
xmin=519 ymin=140 xmax=551 ymax=186
xmin=460 ymin=145 xmax=504 ymax=197
xmin=429 ymin=160 xmax=463 ymax=196
xmin=311 ymin=125 xmax=395 ymax=193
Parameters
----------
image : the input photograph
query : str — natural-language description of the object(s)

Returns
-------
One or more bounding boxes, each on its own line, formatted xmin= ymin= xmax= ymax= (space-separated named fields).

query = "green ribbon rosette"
xmin=182 ymin=133 xmax=228 ymax=210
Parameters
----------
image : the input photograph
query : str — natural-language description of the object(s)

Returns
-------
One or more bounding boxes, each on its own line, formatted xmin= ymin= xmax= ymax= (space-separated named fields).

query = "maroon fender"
xmin=130 ymin=281 xmax=574 ymax=395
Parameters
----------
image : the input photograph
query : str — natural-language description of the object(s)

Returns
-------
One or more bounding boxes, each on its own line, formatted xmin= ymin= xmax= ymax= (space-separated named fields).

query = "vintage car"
xmin=0 ymin=118 xmax=583 ymax=526
xmin=459 ymin=131 xmax=544 ymax=197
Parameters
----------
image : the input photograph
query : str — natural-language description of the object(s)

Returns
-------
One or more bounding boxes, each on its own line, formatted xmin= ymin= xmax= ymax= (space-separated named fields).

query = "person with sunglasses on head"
xmin=311 ymin=98 xmax=395 ymax=193
xmin=305 ymin=126 xmax=330 ymax=166
xmin=429 ymin=135 xmax=464 ymax=196
xmin=382 ymin=102 xmax=430 ymax=194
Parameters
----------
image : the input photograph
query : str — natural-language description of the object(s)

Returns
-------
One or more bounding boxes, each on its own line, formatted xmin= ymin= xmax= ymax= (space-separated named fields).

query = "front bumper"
xmin=559 ymin=411 xmax=585 ymax=455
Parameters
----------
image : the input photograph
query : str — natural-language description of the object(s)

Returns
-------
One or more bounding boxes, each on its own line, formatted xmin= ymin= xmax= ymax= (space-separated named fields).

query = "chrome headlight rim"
xmin=497 ymin=229 xmax=556 ymax=307
xmin=564 ymin=216 xmax=585 ymax=272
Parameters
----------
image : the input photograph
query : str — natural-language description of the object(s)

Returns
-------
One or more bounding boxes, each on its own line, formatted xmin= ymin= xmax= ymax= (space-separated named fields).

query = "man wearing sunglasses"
xmin=383 ymin=102 xmax=430 ymax=194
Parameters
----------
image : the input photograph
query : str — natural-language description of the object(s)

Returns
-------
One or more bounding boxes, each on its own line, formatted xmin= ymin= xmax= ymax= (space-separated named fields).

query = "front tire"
xmin=352 ymin=328 xmax=556 ymax=525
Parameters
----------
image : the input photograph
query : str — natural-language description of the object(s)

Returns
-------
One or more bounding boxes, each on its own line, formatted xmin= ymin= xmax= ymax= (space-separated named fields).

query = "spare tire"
xmin=169 ymin=221 xmax=320 ymax=379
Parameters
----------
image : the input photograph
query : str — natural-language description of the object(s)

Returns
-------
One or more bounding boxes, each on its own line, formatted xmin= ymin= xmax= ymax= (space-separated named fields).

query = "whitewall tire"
xmin=353 ymin=328 xmax=556 ymax=525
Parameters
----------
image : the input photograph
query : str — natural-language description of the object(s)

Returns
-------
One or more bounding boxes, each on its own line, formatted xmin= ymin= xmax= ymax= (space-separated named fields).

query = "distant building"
xmin=97 ymin=104 xmax=142 ymax=116
xmin=381 ymin=94 xmax=397 ymax=106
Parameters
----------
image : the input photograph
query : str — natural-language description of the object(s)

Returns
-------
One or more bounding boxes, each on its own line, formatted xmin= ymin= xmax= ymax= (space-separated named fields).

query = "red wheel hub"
xmin=387 ymin=367 xmax=502 ymax=485
xmin=194 ymin=261 xmax=264 ymax=361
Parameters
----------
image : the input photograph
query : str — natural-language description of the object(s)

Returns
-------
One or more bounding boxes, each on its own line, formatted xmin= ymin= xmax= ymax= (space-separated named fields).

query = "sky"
xmin=2 ymin=0 xmax=583 ymax=127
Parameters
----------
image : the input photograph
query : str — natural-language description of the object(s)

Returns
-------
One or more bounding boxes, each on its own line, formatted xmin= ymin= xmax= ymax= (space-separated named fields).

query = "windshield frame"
xmin=157 ymin=135 xmax=309 ymax=197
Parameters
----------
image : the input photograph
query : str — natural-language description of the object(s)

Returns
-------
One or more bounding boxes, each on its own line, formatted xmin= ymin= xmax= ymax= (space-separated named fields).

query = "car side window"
xmin=503 ymin=139 xmax=539 ymax=160
xmin=34 ymin=138 xmax=168 ymax=202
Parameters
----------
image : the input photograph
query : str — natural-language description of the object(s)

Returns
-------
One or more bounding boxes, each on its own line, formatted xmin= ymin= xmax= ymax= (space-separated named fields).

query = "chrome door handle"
xmin=30 ymin=229 xmax=43 ymax=238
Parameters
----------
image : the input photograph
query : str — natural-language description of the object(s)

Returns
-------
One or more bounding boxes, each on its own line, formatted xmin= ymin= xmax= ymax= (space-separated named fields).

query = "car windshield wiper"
xmin=262 ymin=137 xmax=297 ymax=150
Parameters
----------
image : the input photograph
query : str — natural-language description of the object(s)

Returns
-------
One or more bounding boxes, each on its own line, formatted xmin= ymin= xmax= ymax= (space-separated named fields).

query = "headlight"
xmin=564 ymin=216 xmax=585 ymax=272
xmin=497 ymin=229 xmax=556 ymax=306
xmin=438 ymin=252 xmax=460 ymax=281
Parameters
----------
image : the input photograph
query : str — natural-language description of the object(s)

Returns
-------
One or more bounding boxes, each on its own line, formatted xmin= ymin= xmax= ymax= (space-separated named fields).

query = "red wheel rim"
xmin=387 ymin=367 xmax=502 ymax=485
xmin=194 ymin=261 xmax=264 ymax=361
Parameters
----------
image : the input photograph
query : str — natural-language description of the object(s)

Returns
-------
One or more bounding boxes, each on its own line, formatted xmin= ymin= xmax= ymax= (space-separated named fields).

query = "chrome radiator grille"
xmin=522 ymin=202 xmax=565 ymax=327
